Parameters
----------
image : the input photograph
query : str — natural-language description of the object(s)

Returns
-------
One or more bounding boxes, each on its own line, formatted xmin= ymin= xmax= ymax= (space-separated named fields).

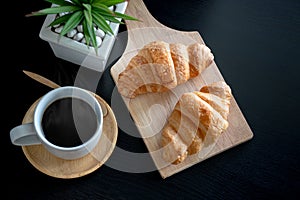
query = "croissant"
xmin=117 ymin=40 xmax=214 ymax=98
xmin=161 ymin=81 xmax=232 ymax=164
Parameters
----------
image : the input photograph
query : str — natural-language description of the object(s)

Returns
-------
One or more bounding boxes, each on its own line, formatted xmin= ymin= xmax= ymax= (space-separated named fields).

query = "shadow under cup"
xmin=34 ymin=86 xmax=103 ymax=160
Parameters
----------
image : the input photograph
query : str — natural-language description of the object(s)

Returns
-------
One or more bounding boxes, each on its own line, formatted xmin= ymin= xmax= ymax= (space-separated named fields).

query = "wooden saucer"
xmin=21 ymin=95 xmax=118 ymax=179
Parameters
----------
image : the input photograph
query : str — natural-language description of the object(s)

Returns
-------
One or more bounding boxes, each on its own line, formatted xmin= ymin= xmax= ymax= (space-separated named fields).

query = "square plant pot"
xmin=39 ymin=2 xmax=128 ymax=72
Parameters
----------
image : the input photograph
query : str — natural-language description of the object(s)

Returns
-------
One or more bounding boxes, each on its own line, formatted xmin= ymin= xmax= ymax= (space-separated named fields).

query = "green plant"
xmin=26 ymin=0 xmax=139 ymax=54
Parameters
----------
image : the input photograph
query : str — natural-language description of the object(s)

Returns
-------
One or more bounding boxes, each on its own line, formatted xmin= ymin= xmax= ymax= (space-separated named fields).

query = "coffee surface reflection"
xmin=42 ymin=97 xmax=97 ymax=147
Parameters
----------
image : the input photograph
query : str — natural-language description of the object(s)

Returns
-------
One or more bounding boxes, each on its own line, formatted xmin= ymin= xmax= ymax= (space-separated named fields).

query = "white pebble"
xmin=77 ymin=25 xmax=83 ymax=32
xmin=81 ymin=38 xmax=87 ymax=44
xmin=67 ymin=29 xmax=77 ymax=38
xmin=81 ymin=36 xmax=102 ymax=47
xmin=108 ymin=6 xmax=115 ymax=11
xmin=54 ymin=26 xmax=63 ymax=33
xmin=59 ymin=12 xmax=68 ymax=17
xmin=95 ymin=28 xmax=105 ymax=38
xmin=73 ymin=32 xmax=84 ymax=41
xmin=96 ymin=36 xmax=102 ymax=47
xmin=52 ymin=24 xmax=60 ymax=28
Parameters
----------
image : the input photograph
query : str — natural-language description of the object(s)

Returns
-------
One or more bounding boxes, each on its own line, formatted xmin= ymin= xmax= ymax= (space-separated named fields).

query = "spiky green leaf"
xmin=92 ymin=2 xmax=113 ymax=15
xmin=82 ymin=3 xmax=92 ymax=11
xmin=48 ymin=13 xmax=73 ymax=27
xmin=27 ymin=5 xmax=80 ymax=16
xmin=60 ymin=10 xmax=83 ymax=36
xmin=83 ymin=4 xmax=93 ymax=27
xmin=82 ymin=19 xmax=98 ymax=54
xmin=113 ymin=12 xmax=140 ymax=21
xmin=92 ymin=10 xmax=114 ymax=35
xmin=102 ymin=14 xmax=124 ymax=24
xmin=82 ymin=19 xmax=91 ymax=47
xmin=69 ymin=0 xmax=82 ymax=6
xmin=79 ymin=0 xmax=89 ymax=4
xmin=82 ymin=19 xmax=91 ymax=46
xmin=94 ymin=0 xmax=125 ymax=7
xmin=45 ymin=0 xmax=74 ymax=6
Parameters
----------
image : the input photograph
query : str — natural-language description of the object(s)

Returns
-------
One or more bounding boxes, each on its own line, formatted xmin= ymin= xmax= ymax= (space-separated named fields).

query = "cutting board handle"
xmin=125 ymin=0 xmax=164 ymax=30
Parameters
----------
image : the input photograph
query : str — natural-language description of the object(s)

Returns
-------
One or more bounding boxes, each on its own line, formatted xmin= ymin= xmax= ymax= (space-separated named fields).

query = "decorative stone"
xmin=52 ymin=23 xmax=60 ymax=28
xmin=96 ymin=36 xmax=102 ymax=47
xmin=95 ymin=28 xmax=105 ymax=38
xmin=54 ymin=26 xmax=63 ymax=33
xmin=108 ymin=6 xmax=115 ymax=11
xmin=81 ymin=36 xmax=102 ymax=47
xmin=77 ymin=25 xmax=83 ymax=33
xmin=59 ymin=12 xmax=68 ymax=17
xmin=81 ymin=38 xmax=87 ymax=44
xmin=67 ymin=29 xmax=77 ymax=38
xmin=73 ymin=32 xmax=84 ymax=41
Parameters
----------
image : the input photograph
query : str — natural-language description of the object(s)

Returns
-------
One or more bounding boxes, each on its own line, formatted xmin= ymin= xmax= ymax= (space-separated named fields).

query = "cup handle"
xmin=10 ymin=123 xmax=41 ymax=146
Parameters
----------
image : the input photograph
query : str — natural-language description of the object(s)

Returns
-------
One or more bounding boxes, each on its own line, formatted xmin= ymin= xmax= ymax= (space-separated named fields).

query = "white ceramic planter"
xmin=39 ymin=2 xmax=128 ymax=72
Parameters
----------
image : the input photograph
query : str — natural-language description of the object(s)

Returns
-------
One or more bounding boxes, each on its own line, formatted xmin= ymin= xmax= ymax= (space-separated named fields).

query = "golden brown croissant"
xmin=117 ymin=41 xmax=214 ymax=98
xmin=161 ymin=81 xmax=232 ymax=164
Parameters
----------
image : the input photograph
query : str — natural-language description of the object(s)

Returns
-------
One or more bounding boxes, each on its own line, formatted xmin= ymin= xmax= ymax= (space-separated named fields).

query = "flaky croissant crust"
xmin=161 ymin=81 xmax=232 ymax=165
xmin=118 ymin=41 xmax=214 ymax=98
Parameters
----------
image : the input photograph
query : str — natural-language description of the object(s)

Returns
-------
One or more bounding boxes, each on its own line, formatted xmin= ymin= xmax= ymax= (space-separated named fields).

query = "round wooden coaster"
xmin=21 ymin=95 xmax=118 ymax=179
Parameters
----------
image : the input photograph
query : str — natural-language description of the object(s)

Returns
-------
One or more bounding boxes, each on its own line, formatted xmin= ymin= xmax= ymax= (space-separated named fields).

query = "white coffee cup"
xmin=10 ymin=86 xmax=103 ymax=160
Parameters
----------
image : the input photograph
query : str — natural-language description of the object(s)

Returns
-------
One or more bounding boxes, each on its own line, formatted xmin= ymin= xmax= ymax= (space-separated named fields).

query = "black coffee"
xmin=42 ymin=97 xmax=98 ymax=147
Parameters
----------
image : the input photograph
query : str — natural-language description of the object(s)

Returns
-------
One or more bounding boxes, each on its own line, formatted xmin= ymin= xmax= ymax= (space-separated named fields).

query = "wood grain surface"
xmin=110 ymin=0 xmax=253 ymax=178
xmin=21 ymin=95 xmax=118 ymax=179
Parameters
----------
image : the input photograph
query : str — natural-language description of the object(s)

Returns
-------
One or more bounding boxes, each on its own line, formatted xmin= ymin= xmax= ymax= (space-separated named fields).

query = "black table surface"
xmin=4 ymin=0 xmax=299 ymax=199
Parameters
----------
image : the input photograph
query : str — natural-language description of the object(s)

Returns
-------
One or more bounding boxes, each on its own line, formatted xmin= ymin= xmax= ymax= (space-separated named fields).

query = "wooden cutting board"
xmin=110 ymin=0 xmax=253 ymax=178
